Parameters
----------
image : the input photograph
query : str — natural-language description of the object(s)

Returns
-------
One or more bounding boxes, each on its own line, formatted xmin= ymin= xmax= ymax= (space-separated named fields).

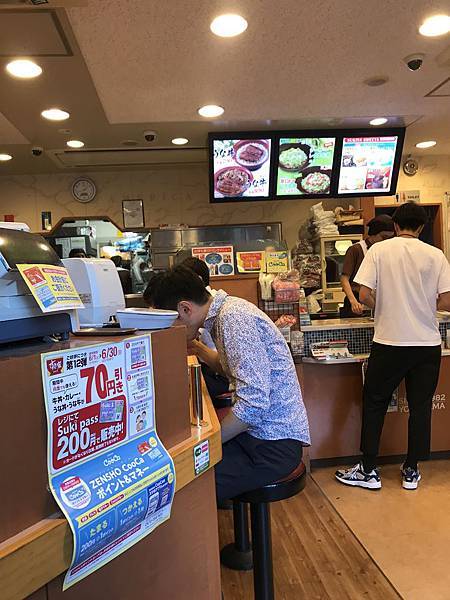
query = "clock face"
xmin=72 ymin=178 xmax=96 ymax=203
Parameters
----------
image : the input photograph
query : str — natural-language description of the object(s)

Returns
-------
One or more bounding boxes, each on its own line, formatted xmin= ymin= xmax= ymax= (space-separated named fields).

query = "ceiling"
xmin=0 ymin=0 xmax=449 ymax=174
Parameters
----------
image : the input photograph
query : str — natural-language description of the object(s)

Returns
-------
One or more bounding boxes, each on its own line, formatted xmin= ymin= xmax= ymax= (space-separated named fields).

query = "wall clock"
xmin=71 ymin=177 xmax=97 ymax=203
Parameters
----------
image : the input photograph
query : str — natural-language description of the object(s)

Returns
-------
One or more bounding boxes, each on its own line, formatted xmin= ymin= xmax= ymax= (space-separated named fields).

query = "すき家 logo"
xmin=46 ymin=357 xmax=64 ymax=376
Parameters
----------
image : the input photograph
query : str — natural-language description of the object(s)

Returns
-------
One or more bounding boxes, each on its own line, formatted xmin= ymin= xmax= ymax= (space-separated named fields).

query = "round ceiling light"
xmin=198 ymin=104 xmax=224 ymax=118
xmin=415 ymin=140 xmax=437 ymax=148
xmin=419 ymin=14 xmax=450 ymax=37
xmin=171 ymin=137 xmax=189 ymax=145
xmin=364 ymin=76 xmax=389 ymax=87
xmin=66 ymin=140 xmax=84 ymax=148
xmin=369 ymin=117 xmax=388 ymax=126
xmin=210 ymin=14 xmax=248 ymax=37
xmin=6 ymin=59 xmax=42 ymax=79
xmin=0 ymin=153 xmax=12 ymax=162
xmin=41 ymin=108 xmax=70 ymax=121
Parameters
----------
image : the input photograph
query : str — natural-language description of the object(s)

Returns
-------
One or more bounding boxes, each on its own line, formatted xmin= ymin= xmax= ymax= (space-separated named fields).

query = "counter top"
xmin=301 ymin=313 xmax=450 ymax=332
xmin=302 ymin=348 xmax=450 ymax=364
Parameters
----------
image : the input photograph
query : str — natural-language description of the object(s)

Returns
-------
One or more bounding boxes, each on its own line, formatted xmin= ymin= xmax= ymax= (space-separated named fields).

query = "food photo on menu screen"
xmin=338 ymin=136 xmax=398 ymax=194
xmin=276 ymin=137 xmax=336 ymax=196
xmin=212 ymin=138 xmax=271 ymax=199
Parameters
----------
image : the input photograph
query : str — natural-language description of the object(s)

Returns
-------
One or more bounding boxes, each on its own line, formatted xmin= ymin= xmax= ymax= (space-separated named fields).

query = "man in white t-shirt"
xmin=336 ymin=202 xmax=450 ymax=491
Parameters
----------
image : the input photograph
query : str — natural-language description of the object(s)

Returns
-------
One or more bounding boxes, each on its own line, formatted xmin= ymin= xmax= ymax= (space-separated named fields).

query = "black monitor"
xmin=0 ymin=228 xmax=61 ymax=270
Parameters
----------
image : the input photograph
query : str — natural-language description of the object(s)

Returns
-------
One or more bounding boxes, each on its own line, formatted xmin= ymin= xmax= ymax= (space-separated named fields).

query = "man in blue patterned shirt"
xmin=144 ymin=266 xmax=310 ymax=501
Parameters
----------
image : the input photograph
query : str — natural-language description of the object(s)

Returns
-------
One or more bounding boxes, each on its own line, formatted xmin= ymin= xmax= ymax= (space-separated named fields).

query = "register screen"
xmin=0 ymin=229 xmax=61 ymax=269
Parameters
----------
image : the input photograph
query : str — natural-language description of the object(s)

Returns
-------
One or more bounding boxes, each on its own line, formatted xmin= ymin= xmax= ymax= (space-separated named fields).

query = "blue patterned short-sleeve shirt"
xmin=204 ymin=290 xmax=310 ymax=444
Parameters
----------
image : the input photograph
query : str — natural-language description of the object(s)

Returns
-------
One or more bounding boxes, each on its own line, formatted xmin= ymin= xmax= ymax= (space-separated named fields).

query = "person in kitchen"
xmin=336 ymin=202 xmax=450 ymax=491
xmin=340 ymin=215 xmax=395 ymax=317
xmin=68 ymin=248 xmax=87 ymax=258
xmin=144 ymin=266 xmax=310 ymax=501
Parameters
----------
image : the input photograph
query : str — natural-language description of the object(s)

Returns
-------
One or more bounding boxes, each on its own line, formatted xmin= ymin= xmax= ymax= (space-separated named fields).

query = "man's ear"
xmin=177 ymin=300 xmax=192 ymax=316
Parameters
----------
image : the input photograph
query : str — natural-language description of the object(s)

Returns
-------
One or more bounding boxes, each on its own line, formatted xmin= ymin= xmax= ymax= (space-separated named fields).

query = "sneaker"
xmin=335 ymin=462 xmax=382 ymax=490
xmin=402 ymin=466 xmax=421 ymax=490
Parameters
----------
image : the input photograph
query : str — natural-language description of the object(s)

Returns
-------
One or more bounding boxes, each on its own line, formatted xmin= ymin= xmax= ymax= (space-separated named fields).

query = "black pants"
xmin=361 ymin=342 xmax=441 ymax=470
xmin=215 ymin=432 xmax=302 ymax=502
xmin=199 ymin=363 xmax=230 ymax=407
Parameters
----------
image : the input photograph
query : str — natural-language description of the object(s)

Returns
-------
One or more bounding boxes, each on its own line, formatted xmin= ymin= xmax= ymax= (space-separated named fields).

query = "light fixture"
xmin=171 ymin=137 xmax=189 ymax=145
xmin=419 ymin=14 xmax=450 ymax=37
xmin=0 ymin=154 xmax=12 ymax=162
xmin=415 ymin=140 xmax=437 ymax=148
xmin=6 ymin=59 xmax=42 ymax=79
xmin=41 ymin=108 xmax=70 ymax=121
xmin=210 ymin=14 xmax=248 ymax=37
xmin=66 ymin=140 xmax=84 ymax=148
xmin=364 ymin=76 xmax=389 ymax=87
xmin=369 ymin=117 xmax=388 ymax=126
xmin=198 ymin=104 xmax=224 ymax=118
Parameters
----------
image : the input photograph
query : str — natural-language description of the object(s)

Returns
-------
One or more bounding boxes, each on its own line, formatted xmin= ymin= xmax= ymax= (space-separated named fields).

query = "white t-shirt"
xmin=354 ymin=237 xmax=450 ymax=346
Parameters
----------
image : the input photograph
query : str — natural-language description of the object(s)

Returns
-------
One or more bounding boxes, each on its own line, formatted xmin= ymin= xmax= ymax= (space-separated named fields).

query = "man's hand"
xmin=350 ymin=299 xmax=364 ymax=315
xmin=187 ymin=340 xmax=226 ymax=376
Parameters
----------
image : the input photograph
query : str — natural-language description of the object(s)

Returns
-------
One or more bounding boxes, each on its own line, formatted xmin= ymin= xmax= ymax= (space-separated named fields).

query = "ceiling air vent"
xmin=47 ymin=146 xmax=207 ymax=169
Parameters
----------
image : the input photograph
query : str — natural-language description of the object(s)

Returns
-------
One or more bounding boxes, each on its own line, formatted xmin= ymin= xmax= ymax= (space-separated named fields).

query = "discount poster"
xmin=41 ymin=335 xmax=175 ymax=589
xmin=17 ymin=263 xmax=83 ymax=312
xmin=192 ymin=246 xmax=235 ymax=277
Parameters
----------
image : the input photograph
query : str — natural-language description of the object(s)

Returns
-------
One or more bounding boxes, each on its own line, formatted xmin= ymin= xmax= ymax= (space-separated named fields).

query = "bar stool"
xmin=221 ymin=462 xmax=306 ymax=600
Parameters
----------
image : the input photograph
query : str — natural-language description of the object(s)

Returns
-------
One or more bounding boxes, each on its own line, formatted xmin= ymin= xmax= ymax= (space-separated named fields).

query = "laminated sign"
xmin=41 ymin=335 xmax=175 ymax=589
xmin=17 ymin=263 xmax=83 ymax=312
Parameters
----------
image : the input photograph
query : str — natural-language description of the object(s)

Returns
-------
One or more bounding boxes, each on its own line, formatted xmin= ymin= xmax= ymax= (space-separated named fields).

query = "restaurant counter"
xmin=0 ymin=327 xmax=222 ymax=600
xmin=296 ymin=316 xmax=450 ymax=465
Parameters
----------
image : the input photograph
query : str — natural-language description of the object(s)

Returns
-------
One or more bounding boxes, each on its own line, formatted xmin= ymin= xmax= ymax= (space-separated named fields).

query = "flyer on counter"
xmin=265 ymin=251 xmax=289 ymax=273
xmin=17 ymin=263 xmax=83 ymax=312
xmin=41 ymin=335 xmax=175 ymax=590
xmin=338 ymin=136 xmax=398 ymax=194
xmin=236 ymin=251 xmax=265 ymax=273
xmin=212 ymin=138 xmax=272 ymax=199
xmin=192 ymin=246 xmax=235 ymax=277
xmin=276 ymin=137 xmax=335 ymax=196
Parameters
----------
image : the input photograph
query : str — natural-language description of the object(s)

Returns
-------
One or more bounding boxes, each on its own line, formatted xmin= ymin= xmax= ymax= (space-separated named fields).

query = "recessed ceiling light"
xmin=415 ymin=140 xmax=437 ymax=148
xmin=210 ymin=14 xmax=248 ymax=37
xmin=121 ymin=140 xmax=139 ymax=147
xmin=6 ymin=59 xmax=42 ymax=79
xmin=369 ymin=117 xmax=388 ymax=126
xmin=419 ymin=14 xmax=450 ymax=37
xmin=364 ymin=76 xmax=389 ymax=87
xmin=0 ymin=153 xmax=12 ymax=162
xmin=41 ymin=108 xmax=70 ymax=121
xmin=172 ymin=137 xmax=189 ymax=145
xmin=198 ymin=104 xmax=224 ymax=118
xmin=66 ymin=140 xmax=84 ymax=148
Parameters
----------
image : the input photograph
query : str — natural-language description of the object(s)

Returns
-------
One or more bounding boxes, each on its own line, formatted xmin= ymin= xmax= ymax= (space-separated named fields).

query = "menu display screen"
xmin=276 ymin=137 xmax=336 ymax=196
xmin=211 ymin=138 xmax=272 ymax=200
xmin=338 ymin=136 xmax=399 ymax=194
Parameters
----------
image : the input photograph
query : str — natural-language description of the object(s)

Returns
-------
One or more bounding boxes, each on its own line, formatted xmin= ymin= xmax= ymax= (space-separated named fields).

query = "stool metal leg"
xmin=220 ymin=501 xmax=253 ymax=571
xmin=250 ymin=502 xmax=274 ymax=600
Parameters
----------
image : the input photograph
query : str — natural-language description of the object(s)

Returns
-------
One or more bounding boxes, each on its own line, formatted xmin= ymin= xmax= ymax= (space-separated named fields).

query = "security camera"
xmin=143 ymin=130 xmax=157 ymax=143
xmin=403 ymin=53 xmax=425 ymax=72
xmin=31 ymin=146 xmax=44 ymax=157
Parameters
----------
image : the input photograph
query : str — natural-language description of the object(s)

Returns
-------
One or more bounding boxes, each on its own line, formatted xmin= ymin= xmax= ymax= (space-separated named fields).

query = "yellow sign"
xmin=17 ymin=263 xmax=83 ymax=312
xmin=236 ymin=251 xmax=265 ymax=273
xmin=265 ymin=251 xmax=289 ymax=273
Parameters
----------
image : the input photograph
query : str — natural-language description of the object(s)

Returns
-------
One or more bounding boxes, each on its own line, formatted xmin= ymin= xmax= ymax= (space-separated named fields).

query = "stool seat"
xmin=237 ymin=461 xmax=306 ymax=504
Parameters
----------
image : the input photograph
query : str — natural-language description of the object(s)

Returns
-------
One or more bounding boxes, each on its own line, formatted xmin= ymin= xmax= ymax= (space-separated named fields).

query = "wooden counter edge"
xmin=0 ymin=388 xmax=222 ymax=600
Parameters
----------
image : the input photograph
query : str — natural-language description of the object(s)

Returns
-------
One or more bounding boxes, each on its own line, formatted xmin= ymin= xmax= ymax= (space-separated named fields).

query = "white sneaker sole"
xmin=335 ymin=474 xmax=382 ymax=490
xmin=402 ymin=475 xmax=421 ymax=490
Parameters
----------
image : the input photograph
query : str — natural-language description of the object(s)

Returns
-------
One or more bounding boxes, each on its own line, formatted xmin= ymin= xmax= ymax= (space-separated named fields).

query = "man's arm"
xmin=359 ymin=285 xmax=376 ymax=309
xmin=220 ymin=410 xmax=248 ymax=443
xmin=341 ymin=274 xmax=364 ymax=315
xmin=437 ymin=291 xmax=450 ymax=312
xmin=188 ymin=340 xmax=227 ymax=377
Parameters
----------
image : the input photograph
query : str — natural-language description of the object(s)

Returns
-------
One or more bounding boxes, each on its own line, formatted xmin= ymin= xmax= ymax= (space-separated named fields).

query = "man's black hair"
xmin=393 ymin=202 xmax=428 ymax=231
xmin=143 ymin=265 xmax=211 ymax=310
xmin=180 ymin=256 xmax=210 ymax=286
xmin=367 ymin=214 xmax=395 ymax=236
xmin=68 ymin=248 xmax=86 ymax=258
xmin=111 ymin=255 xmax=123 ymax=268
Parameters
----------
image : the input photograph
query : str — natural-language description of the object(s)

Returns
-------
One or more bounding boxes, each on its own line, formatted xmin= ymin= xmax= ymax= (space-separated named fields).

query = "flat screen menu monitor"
xmin=275 ymin=136 xmax=337 ymax=197
xmin=337 ymin=134 xmax=403 ymax=196
xmin=209 ymin=134 xmax=272 ymax=202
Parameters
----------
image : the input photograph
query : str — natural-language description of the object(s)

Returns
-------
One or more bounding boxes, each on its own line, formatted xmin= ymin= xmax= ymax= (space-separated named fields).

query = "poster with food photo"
xmin=192 ymin=246 xmax=235 ymax=277
xmin=338 ymin=136 xmax=398 ymax=194
xmin=276 ymin=137 xmax=335 ymax=196
xmin=236 ymin=251 xmax=265 ymax=273
xmin=212 ymin=138 xmax=271 ymax=199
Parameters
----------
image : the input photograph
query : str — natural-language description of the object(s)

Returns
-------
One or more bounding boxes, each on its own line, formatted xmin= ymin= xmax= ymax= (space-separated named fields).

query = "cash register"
xmin=0 ymin=226 xmax=77 ymax=344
